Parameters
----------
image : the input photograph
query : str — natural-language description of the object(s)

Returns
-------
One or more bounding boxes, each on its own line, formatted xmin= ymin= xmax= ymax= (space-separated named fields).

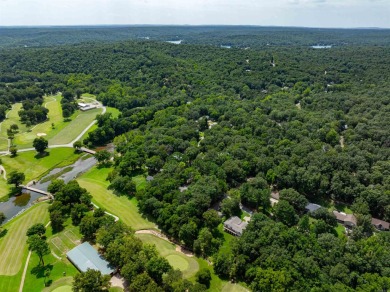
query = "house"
xmin=333 ymin=211 xmax=357 ymax=228
xmin=371 ymin=218 xmax=390 ymax=231
xmin=223 ymin=216 xmax=248 ymax=236
xmin=305 ymin=203 xmax=322 ymax=213
xmin=67 ymin=242 xmax=115 ymax=275
xmin=78 ymin=102 xmax=97 ymax=111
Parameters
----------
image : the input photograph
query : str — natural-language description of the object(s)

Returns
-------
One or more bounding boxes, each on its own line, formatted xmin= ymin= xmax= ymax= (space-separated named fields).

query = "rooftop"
xmin=224 ymin=216 xmax=248 ymax=236
xmin=66 ymin=242 xmax=115 ymax=275
xmin=333 ymin=211 xmax=357 ymax=225
xmin=305 ymin=203 xmax=322 ymax=213
xmin=371 ymin=218 xmax=390 ymax=230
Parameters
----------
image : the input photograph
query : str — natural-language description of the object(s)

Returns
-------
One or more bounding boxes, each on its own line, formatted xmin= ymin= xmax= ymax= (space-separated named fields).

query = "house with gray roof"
xmin=67 ymin=242 xmax=115 ymax=275
xmin=223 ymin=216 xmax=248 ymax=236
xmin=305 ymin=203 xmax=322 ymax=213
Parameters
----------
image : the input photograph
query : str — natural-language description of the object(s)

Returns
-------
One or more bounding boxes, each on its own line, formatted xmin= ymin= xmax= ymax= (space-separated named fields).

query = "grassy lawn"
xmin=0 ymin=176 xmax=10 ymax=201
xmin=0 ymin=94 xmax=103 ymax=150
xmin=335 ymin=223 xmax=346 ymax=238
xmin=42 ymin=277 xmax=73 ymax=292
xmin=218 ymin=223 xmax=236 ymax=254
xmin=51 ymin=286 xmax=72 ymax=292
xmin=222 ymin=282 xmax=250 ymax=292
xmin=0 ymin=103 xmax=24 ymax=151
xmin=13 ymin=95 xmax=64 ymax=148
xmin=77 ymin=167 xmax=155 ymax=230
xmin=0 ymin=95 xmax=68 ymax=150
xmin=0 ymin=203 xmax=49 ymax=292
xmin=106 ymin=107 xmax=121 ymax=118
xmin=47 ymin=221 xmax=81 ymax=257
xmin=136 ymin=234 xmax=199 ymax=279
xmin=1 ymin=148 xmax=80 ymax=186
xmin=49 ymin=108 xmax=102 ymax=145
xmin=23 ymin=220 xmax=80 ymax=292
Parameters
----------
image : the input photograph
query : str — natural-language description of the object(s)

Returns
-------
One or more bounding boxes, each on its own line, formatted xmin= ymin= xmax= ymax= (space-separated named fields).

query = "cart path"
xmin=19 ymin=221 xmax=51 ymax=292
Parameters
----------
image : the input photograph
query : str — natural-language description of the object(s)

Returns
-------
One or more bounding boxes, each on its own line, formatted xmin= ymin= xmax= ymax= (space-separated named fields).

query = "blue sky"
xmin=0 ymin=0 xmax=389 ymax=28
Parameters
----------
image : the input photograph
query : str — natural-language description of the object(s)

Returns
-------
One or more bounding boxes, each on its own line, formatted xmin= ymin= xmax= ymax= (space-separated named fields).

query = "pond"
xmin=311 ymin=45 xmax=332 ymax=49
xmin=0 ymin=155 xmax=97 ymax=224
xmin=0 ymin=190 xmax=42 ymax=223
xmin=166 ymin=40 xmax=182 ymax=44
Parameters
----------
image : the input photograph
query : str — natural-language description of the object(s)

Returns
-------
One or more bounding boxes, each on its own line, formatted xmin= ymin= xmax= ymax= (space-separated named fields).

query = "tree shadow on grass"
xmin=0 ymin=229 xmax=8 ymax=238
xmin=31 ymin=264 xmax=53 ymax=278
xmin=34 ymin=152 xmax=50 ymax=159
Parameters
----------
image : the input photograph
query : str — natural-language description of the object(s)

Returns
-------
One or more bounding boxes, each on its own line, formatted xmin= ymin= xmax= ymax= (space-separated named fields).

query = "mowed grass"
xmin=1 ymin=148 xmax=80 ymax=185
xmin=49 ymin=108 xmax=102 ymax=145
xmin=0 ymin=177 xmax=10 ymax=200
xmin=136 ymin=234 xmax=199 ymax=279
xmin=13 ymin=95 xmax=64 ymax=148
xmin=77 ymin=167 xmax=155 ymax=230
xmin=52 ymin=286 xmax=72 ymax=292
xmin=0 ymin=95 xmax=68 ymax=150
xmin=42 ymin=277 xmax=73 ymax=292
xmin=0 ymin=203 xmax=49 ymax=277
xmin=0 ymin=103 xmax=24 ymax=151
xmin=23 ymin=221 xmax=80 ymax=292
xmin=221 ymin=283 xmax=250 ymax=292
xmin=46 ymin=219 xmax=82 ymax=257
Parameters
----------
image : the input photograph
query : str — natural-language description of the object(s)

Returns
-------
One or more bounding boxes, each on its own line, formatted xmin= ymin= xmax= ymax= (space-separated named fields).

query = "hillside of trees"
xmin=1 ymin=26 xmax=390 ymax=49
xmin=0 ymin=30 xmax=390 ymax=290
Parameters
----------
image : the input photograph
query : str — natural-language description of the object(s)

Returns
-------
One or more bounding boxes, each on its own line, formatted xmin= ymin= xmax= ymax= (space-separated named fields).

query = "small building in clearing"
xmin=333 ymin=211 xmax=357 ymax=228
xmin=78 ymin=102 xmax=97 ymax=111
xmin=66 ymin=242 xmax=115 ymax=275
xmin=224 ymin=216 xmax=248 ymax=236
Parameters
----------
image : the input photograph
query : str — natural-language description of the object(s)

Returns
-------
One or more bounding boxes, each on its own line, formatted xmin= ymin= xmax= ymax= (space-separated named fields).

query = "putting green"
xmin=52 ymin=285 xmax=72 ymax=292
xmin=166 ymin=254 xmax=189 ymax=271
xmin=136 ymin=234 xmax=199 ymax=278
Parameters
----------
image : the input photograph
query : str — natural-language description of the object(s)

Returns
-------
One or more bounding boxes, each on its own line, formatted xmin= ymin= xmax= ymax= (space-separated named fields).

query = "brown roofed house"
xmin=333 ymin=211 xmax=357 ymax=228
xmin=371 ymin=218 xmax=390 ymax=231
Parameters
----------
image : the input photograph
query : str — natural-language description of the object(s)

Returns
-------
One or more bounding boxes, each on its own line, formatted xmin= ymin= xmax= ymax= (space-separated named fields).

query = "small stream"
xmin=0 ymin=155 xmax=97 ymax=224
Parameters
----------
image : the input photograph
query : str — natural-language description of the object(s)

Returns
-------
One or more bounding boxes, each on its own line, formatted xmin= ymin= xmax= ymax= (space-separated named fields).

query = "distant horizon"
xmin=0 ymin=24 xmax=389 ymax=30
xmin=1 ymin=0 xmax=389 ymax=29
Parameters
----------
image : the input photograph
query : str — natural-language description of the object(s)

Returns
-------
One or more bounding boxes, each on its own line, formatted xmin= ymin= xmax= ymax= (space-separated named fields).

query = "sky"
xmin=0 ymin=0 xmax=389 ymax=28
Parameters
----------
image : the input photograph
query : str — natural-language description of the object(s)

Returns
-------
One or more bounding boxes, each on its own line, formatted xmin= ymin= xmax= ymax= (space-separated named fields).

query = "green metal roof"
xmin=66 ymin=242 xmax=115 ymax=275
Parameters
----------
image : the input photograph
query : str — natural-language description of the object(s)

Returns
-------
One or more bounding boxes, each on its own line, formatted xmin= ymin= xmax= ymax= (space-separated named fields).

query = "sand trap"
xmin=37 ymin=133 xmax=47 ymax=137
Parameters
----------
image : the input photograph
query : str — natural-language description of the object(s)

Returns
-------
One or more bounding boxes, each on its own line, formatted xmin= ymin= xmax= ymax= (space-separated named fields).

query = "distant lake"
xmin=311 ymin=45 xmax=332 ymax=49
xmin=167 ymin=40 xmax=182 ymax=44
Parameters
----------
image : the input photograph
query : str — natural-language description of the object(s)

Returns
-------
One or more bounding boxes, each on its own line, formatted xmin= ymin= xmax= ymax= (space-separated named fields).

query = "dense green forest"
xmin=1 ymin=26 xmax=390 ymax=49
xmin=1 ymin=28 xmax=390 ymax=290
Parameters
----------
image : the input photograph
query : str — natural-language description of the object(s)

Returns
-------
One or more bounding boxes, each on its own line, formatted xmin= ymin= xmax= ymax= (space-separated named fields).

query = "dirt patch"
xmin=175 ymin=246 xmax=194 ymax=257
xmin=135 ymin=229 xmax=194 ymax=257
xmin=110 ymin=274 xmax=127 ymax=290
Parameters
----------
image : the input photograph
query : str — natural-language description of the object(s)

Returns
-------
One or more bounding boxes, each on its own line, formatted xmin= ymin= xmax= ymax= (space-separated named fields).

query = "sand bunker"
xmin=37 ymin=133 xmax=47 ymax=137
